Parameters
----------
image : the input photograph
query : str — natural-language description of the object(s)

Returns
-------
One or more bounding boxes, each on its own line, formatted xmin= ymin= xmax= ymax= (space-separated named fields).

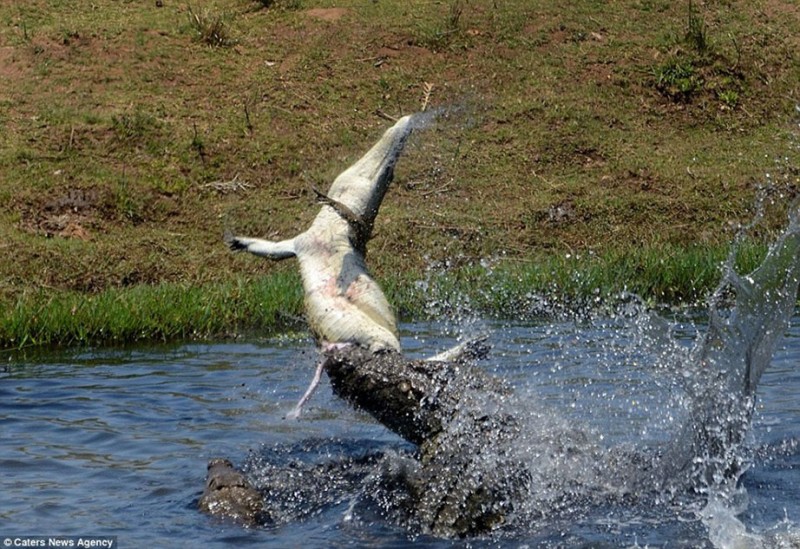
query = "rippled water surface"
xmin=2 ymin=315 xmax=799 ymax=547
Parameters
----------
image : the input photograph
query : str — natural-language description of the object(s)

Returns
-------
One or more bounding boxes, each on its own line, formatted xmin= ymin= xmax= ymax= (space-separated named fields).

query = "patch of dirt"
xmin=304 ymin=8 xmax=349 ymax=22
xmin=546 ymin=200 xmax=577 ymax=226
xmin=279 ymin=53 xmax=302 ymax=73
xmin=29 ymin=32 xmax=94 ymax=63
xmin=606 ymin=169 xmax=658 ymax=193
xmin=0 ymin=46 xmax=26 ymax=81
xmin=374 ymin=42 xmax=434 ymax=68
xmin=583 ymin=61 xmax=616 ymax=88
xmin=762 ymin=0 xmax=800 ymax=28
xmin=372 ymin=50 xmax=433 ymax=75
xmin=37 ymin=213 xmax=94 ymax=240
xmin=17 ymin=187 xmax=107 ymax=240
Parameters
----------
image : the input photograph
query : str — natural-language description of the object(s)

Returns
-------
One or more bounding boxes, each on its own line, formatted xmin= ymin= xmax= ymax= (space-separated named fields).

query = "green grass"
xmin=653 ymin=59 xmax=701 ymax=101
xmin=1 ymin=273 xmax=303 ymax=349
xmin=0 ymin=241 xmax=770 ymax=350
xmin=386 ymin=240 xmax=767 ymax=319
xmin=186 ymin=5 xmax=238 ymax=48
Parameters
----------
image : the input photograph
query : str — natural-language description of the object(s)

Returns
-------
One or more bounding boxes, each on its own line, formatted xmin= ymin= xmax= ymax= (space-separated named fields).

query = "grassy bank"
xmin=1 ymin=271 xmax=303 ymax=349
xmin=1 ymin=241 xmax=769 ymax=350
xmin=1 ymin=1 xmax=798 ymax=349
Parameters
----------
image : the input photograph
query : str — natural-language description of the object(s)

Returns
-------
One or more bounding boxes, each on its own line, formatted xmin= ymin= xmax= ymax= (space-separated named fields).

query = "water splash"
xmin=662 ymin=193 xmax=800 ymax=492
xmin=700 ymin=485 xmax=764 ymax=549
xmin=700 ymin=485 xmax=800 ymax=549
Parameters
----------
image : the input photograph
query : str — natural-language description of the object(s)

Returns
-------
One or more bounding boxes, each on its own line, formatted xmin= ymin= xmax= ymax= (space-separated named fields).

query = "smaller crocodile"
xmin=198 ymin=458 xmax=264 ymax=525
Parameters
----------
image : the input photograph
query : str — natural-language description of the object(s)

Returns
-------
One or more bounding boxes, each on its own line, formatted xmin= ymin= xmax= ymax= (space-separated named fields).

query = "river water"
xmin=1 ymin=313 xmax=798 ymax=548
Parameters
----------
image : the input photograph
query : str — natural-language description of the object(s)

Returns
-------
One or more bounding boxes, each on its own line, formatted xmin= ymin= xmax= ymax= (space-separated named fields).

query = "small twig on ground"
xmin=201 ymin=173 xmax=252 ymax=193
xmin=375 ymin=109 xmax=398 ymax=122
xmin=244 ymin=102 xmax=253 ymax=134
xmin=420 ymin=183 xmax=451 ymax=196
xmin=421 ymin=82 xmax=434 ymax=112
xmin=532 ymin=170 xmax=558 ymax=189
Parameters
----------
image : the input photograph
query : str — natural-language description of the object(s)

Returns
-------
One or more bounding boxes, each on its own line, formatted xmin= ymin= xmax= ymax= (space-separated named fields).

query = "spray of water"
xmin=659 ymin=189 xmax=800 ymax=489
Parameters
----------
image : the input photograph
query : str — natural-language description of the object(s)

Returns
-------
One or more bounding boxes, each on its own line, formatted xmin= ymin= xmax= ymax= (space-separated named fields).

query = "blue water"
xmin=1 ymin=315 xmax=798 ymax=548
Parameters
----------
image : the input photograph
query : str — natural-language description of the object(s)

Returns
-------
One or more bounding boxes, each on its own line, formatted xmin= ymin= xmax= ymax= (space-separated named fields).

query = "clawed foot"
xmin=286 ymin=343 xmax=357 ymax=419
xmin=285 ymin=358 xmax=329 ymax=420
xmin=322 ymin=341 xmax=354 ymax=353
xmin=223 ymin=231 xmax=247 ymax=251
xmin=426 ymin=334 xmax=492 ymax=363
